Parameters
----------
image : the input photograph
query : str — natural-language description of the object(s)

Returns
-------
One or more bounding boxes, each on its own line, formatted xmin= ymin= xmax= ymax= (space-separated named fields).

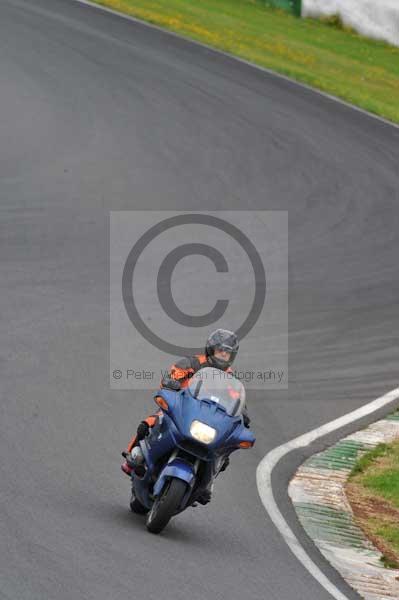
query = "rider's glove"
xmin=161 ymin=376 xmax=182 ymax=391
xmin=136 ymin=421 xmax=150 ymax=440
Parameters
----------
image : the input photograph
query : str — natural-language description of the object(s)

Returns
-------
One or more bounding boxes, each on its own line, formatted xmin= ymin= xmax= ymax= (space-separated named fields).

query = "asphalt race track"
xmin=1 ymin=1 xmax=399 ymax=599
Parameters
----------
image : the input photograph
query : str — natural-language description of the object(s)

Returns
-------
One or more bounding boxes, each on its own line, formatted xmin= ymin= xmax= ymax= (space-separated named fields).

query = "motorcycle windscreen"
xmin=188 ymin=367 xmax=246 ymax=416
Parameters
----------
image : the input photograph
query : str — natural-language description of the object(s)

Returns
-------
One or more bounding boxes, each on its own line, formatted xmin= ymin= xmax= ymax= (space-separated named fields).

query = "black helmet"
xmin=205 ymin=329 xmax=239 ymax=370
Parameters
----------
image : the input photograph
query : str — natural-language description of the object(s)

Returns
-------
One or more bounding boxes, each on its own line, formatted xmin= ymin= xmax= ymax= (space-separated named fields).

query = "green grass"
xmin=350 ymin=443 xmax=390 ymax=477
xmin=376 ymin=523 xmax=399 ymax=558
xmin=348 ymin=434 xmax=399 ymax=568
xmin=92 ymin=0 xmax=399 ymax=123
xmin=360 ymin=442 xmax=399 ymax=509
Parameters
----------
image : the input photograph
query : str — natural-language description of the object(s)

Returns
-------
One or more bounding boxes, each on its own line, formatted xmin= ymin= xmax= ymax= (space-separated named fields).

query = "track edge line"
xmin=72 ymin=0 xmax=399 ymax=131
xmin=256 ymin=387 xmax=399 ymax=600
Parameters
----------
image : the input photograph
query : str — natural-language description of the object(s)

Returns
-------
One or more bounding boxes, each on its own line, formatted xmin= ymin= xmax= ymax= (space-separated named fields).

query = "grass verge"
xmin=90 ymin=0 xmax=399 ymax=123
xmin=347 ymin=436 xmax=399 ymax=569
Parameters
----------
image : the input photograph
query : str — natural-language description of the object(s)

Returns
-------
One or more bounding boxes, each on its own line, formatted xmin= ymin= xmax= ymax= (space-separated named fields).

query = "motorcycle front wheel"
xmin=146 ymin=478 xmax=187 ymax=534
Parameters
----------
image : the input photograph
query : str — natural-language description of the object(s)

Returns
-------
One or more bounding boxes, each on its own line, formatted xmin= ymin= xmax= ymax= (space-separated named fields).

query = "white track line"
xmin=72 ymin=0 xmax=399 ymax=131
xmin=256 ymin=387 xmax=399 ymax=600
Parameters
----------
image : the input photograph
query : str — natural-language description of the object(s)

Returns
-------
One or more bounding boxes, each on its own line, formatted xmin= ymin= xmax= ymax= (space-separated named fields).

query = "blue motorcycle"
xmin=128 ymin=367 xmax=255 ymax=533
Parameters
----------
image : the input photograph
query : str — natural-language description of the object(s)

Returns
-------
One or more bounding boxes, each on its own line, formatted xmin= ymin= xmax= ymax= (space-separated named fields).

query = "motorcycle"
xmin=127 ymin=367 xmax=255 ymax=534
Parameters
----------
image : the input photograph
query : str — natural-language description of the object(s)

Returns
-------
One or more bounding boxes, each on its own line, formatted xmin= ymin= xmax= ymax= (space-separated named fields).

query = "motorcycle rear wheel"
xmin=130 ymin=489 xmax=149 ymax=514
xmin=146 ymin=478 xmax=187 ymax=534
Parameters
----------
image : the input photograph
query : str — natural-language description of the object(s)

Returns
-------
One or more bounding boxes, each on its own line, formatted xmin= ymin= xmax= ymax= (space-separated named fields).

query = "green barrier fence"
xmin=265 ymin=0 xmax=301 ymax=17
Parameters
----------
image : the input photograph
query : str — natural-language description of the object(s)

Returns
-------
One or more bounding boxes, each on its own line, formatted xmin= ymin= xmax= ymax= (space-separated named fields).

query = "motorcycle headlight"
xmin=190 ymin=420 xmax=217 ymax=445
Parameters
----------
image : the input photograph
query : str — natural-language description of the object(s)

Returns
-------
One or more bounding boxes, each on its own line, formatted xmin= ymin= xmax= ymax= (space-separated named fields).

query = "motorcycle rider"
xmin=121 ymin=329 xmax=250 ymax=502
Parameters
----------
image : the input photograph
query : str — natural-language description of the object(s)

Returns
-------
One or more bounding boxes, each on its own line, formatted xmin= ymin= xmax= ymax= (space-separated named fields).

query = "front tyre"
xmin=146 ymin=478 xmax=187 ymax=534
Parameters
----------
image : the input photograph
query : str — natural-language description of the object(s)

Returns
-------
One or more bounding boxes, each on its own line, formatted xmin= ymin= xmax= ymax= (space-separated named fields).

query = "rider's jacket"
xmin=162 ymin=354 xmax=233 ymax=389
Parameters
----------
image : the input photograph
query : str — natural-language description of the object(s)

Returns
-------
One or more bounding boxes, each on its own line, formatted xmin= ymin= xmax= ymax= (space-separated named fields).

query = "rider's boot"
xmin=220 ymin=456 xmax=230 ymax=472
xmin=121 ymin=446 xmax=146 ymax=477
xmin=121 ymin=458 xmax=133 ymax=476
xmin=197 ymin=481 xmax=214 ymax=505
xmin=121 ymin=421 xmax=150 ymax=477
xmin=196 ymin=457 xmax=229 ymax=504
